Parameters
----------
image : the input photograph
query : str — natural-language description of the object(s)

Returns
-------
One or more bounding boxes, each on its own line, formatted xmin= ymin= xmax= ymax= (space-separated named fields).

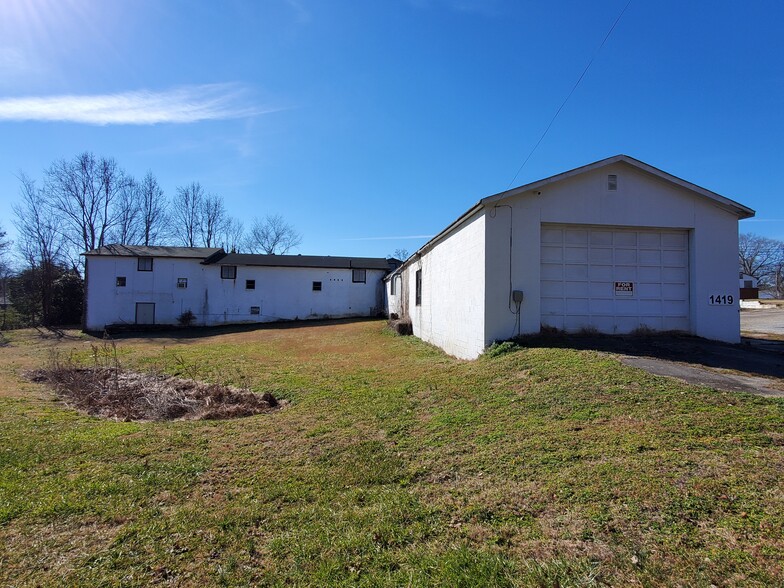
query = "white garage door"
xmin=540 ymin=225 xmax=690 ymax=333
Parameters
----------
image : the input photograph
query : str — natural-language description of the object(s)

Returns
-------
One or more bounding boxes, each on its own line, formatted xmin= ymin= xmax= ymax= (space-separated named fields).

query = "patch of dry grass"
xmin=0 ymin=320 xmax=782 ymax=586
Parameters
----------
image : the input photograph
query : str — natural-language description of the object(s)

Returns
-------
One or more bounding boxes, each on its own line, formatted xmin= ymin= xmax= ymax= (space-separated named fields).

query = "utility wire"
xmin=506 ymin=0 xmax=633 ymax=190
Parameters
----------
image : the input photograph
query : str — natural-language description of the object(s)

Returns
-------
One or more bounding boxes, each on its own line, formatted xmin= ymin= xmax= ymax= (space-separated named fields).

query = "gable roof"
xmin=482 ymin=154 xmax=755 ymax=218
xmin=84 ymin=245 xmax=223 ymax=259
xmin=209 ymin=252 xmax=393 ymax=271
xmin=389 ymin=154 xmax=755 ymax=277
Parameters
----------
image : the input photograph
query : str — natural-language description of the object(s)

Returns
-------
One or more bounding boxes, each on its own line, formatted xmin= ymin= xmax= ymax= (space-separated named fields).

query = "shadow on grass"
xmin=86 ymin=316 xmax=385 ymax=342
xmin=510 ymin=331 xmax=784 ymax=380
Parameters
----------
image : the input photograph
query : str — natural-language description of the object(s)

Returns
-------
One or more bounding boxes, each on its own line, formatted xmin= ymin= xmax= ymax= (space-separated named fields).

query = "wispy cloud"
xmin=0 ymin=83 xmax=270 ymax=125
xmin=407 ymin=0 xmax=502 ymax=16
xmin=341 ymin=235 xmax=434 ymax=241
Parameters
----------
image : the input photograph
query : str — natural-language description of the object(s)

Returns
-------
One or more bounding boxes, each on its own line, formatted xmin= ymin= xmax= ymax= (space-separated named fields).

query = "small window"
xmin=177 ymin=278 xmax=188 ymax=289
xmin=137 ymin=257 xmax=153 ymax=271
xmin=246 ymin=279 xmax=255 ymax=290
xmin=312 ymin=281 xmax=322 ymax=291
xmin=352 ymin=268 xmax=366 ymax=283
xmin=116 ymin=276 xmax=126 ymax=287
xmin=607 ymin=174 xmax=618 ymax=191
xmin=221 ymin=266 xmax=237 ymax=279
xmin=415 ymin=269 xmax=422 ymax=306
xmin=744 ymin=280 xmax=753 ymax=288
xmin=250 ymin=306 xmax=260 ymax=315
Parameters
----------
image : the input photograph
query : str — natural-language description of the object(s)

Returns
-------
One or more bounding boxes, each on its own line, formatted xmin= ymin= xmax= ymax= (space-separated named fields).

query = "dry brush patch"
xmin=27 ymin=343 xmax=282 ymax=422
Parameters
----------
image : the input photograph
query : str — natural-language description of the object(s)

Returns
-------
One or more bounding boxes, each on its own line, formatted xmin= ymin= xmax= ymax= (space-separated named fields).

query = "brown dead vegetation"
xmin=28 ymin=348 xmax=281 ymax=421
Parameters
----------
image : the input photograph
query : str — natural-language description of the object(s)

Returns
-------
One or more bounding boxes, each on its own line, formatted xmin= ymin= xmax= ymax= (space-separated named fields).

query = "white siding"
xmin=85 ymin=256 xmax=386 ymax=330
xmin=405 ymin=211 xmax=486 ymax=359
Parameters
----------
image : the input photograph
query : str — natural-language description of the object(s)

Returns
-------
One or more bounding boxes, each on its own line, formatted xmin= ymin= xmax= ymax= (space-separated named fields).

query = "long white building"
xmin=83 ymin=245 xmax=395 ymax=331
xmin=386 ymin=155 xmax=755 ymax=359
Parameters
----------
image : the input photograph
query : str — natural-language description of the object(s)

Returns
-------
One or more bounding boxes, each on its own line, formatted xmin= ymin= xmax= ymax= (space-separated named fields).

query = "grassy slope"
xmin=0 ymin=321 xmax=782 ymax=587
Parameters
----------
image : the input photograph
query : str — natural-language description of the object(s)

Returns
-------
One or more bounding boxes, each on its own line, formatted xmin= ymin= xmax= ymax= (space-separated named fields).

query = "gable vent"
xmin=607 ymin=174 xmax=618 ymax=191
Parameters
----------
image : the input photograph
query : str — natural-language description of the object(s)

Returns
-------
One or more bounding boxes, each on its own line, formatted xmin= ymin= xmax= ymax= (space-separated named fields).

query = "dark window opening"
xmin=352 ymin=268 xmax=366 ymax=283
xmin=246 ymin=279 xmax=255 ymax=290
xmin=221 ymin=265 xmax=237 ymax=279
xmin=608 ymin=174 xmax=618 ymax=191
xmin=177 ymin=278 xmax=188 ymax=288
xmin=137 ymin=257 xmax=153 ymax=271
xmin=250 ymin=306 xmax=260 ymax=315
xmin=116 ymin=276 xmax=126 ymax=287
xmin=390 ymin=276 xmax=396 ymax=295
xmin=312 ymin=281 xmax=322 ymax=291
xmin=415 ymin=269 xmax=422 ymax=306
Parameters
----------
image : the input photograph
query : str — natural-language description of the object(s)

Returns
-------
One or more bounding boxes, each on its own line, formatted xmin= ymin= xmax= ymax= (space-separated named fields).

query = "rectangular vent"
xmin=608 ymin=174 xmax=618 ymax=191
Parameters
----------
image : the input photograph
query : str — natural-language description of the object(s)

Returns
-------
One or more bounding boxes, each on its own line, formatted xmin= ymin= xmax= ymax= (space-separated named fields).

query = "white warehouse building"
xmin=386 ymin=155 xmax=755 ymax=359
xmin=83 ymin=245 xmax=395 ymax=331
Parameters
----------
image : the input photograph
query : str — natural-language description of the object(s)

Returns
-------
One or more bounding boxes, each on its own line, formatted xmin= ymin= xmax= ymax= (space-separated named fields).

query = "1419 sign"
xmin=708 ymin=294 xmax=734 ymax=305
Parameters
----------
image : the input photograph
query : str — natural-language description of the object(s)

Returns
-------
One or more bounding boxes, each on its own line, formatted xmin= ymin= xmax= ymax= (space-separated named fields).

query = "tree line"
xmin=1 ymin=151 xmax=302 ymax=328
xmin=739 ymin=233 xmax=784 ymax=297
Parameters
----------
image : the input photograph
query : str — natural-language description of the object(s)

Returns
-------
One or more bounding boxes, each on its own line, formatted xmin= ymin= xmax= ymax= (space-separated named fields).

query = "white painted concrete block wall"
xmin=85 ymin=257 xmax=212 ymax=330
xmin=483 ymin=162 xmax=742 ymax=344
xmin=385 ymin=275 xmax=402 ymax=317
xmin=210 ymin=266 xmax=386 ymax=324
xmin=407 ymin=211 xmax=486 ymax=359
xmin=85 ymin=256 xmax=386 ymax=330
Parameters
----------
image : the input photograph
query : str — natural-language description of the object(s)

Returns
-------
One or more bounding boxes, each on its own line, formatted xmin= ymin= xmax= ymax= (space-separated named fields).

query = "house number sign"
xmin=708 ymin=294 xmax=734 ymax=305
xmin=614 ymin=281 xmax=634 ymax=296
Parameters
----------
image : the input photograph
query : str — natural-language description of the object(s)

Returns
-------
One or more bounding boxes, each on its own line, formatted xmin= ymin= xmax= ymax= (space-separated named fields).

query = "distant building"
xmin=83 ymin=245 xmax=397 ymax=331
xmin=739 ymin=273 xmax=759 ymax=300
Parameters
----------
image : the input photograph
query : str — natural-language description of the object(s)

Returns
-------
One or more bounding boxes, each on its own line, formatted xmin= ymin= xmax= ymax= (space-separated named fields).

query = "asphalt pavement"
xmin=741 ymin=307 xmax=784 ymax=336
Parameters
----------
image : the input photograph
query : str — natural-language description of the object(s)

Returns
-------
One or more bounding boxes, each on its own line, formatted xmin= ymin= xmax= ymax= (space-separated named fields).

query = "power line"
xmin=506 ymin=0 xmax=633 ymax=190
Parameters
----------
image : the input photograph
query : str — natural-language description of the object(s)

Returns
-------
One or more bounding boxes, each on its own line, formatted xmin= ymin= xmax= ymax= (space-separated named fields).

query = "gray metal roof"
xmin=210 ymin=253 xmax=392 ymax=270
xmin=84 ymin=245 xmax=223 ymax=259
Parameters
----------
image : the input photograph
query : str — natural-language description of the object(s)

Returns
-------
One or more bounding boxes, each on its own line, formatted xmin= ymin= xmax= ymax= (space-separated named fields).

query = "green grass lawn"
xmin=1 ymin=320 xmax=782 ymax=586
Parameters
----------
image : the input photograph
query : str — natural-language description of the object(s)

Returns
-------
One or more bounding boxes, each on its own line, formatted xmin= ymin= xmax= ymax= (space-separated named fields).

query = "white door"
xmin=135 ymin=302 xmax=155 ymax=325
xmin=540 ymin=225 xmax=689 ymax=334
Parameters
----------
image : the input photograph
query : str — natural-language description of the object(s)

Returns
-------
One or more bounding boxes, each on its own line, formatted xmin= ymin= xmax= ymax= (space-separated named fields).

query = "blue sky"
xmin=1 ymin=0 xmax=782 ymax=259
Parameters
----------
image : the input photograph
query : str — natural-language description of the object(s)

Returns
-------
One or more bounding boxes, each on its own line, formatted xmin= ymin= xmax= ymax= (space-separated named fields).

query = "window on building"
xmin=137 ymin=257 xmax=153 ymax=271
xmin=221 ymin=265 xmax=237 ymax=279
xmin=744 ymin=280 xmax=753 ymax=288
xmin=312 ymin=281 xmax=322 ymax=291
xmin=116 ymin=276 xmax=126 ymax=287
xmin=415 ymin=269 xmax=422 ymax=306
xmin=352 ymin=268 xmax=366 ymax=283
xmin=177 ymin=278 xmax=188 ymax=289
xmin=608 ymin=174 xmax=618 ymax=191
xmin=250 ymin=306 xmax=260 ymax=315
xmin=246 ymin=279 xmax=255 ymax=290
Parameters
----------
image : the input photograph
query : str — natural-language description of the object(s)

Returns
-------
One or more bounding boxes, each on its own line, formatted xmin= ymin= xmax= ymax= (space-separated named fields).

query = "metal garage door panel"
xmin=540 ymin=225 xmax=689 ymax=334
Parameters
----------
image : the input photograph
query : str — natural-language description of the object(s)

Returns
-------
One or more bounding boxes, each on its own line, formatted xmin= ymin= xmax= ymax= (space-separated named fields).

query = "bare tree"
xmin=218 ymin=217 xmax=244 ymax=253
xmin=0 ymin=222 xmax=11 ymax=326
xmin=172 ymin=182 xmax=204 ymax=247
xmin=0 ymin=222 xmax=10 ymax=272
xmin=199 ymin=193 xmax=227 ymax=248
xmin=13 ymin=175 xmax=67 ymax=324
xmin=739 ymin=233 xmax=783 ymax=290
xmin=110 ymin=178 xmax=143 ymax=245
xmin=391 ymin=248 xmax=409 ymax=261
xmin=244 ymin=214 xmax=302 ymax=255
xmin=138 ymin=171 xmax=168 ymax=246
xmin=44 ymin=152 xmax=129 ymax=259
